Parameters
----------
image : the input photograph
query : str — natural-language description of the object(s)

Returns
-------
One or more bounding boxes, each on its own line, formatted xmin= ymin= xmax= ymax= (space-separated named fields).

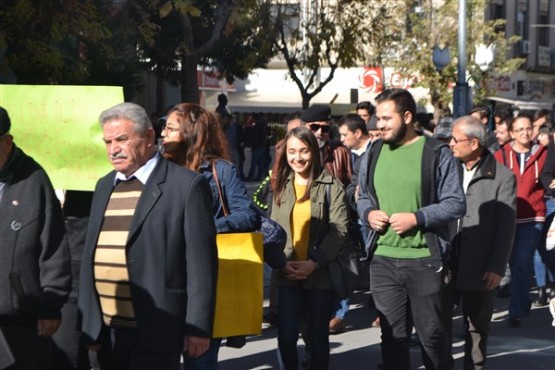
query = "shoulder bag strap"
xmin=211 ymin=160 xmax=229 ymax=216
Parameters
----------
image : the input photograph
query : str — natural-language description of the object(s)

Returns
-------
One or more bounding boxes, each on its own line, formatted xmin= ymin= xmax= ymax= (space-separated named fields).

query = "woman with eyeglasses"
xmin=161 ymin=103 xmax=259 ymax=369
xmin=494 ymin=113 xmax=547 ymax=327
xmin=271 ymin=126 xmax=349 ymax=369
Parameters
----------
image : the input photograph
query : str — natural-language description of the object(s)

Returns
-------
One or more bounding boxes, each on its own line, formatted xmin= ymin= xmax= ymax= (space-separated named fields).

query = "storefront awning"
xmin=486 ymin=96 xmax=553 ymax=111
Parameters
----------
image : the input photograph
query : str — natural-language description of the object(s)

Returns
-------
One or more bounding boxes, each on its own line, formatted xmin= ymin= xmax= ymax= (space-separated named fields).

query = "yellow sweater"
xmin=291 ymin=182 xmax=311 ymax=261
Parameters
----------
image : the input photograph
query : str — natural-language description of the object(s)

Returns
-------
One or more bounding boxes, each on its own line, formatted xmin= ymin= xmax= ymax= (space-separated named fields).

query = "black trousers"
xmin=96 ymin=326 xmax=181 ymax=370
xmin=1 ymin=325 xmax=52 ymax=370
xmin=370 ymin=255 xmax=451 ymax=370
xmin=446 ymin=287 xmax=495 ymax=370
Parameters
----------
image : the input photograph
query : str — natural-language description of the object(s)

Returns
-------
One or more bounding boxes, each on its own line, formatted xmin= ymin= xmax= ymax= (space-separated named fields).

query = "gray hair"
xmin=453 ymin=115 xmax=487 ymax=147
xmin=99 ymin=102 xmax=152 ymax=135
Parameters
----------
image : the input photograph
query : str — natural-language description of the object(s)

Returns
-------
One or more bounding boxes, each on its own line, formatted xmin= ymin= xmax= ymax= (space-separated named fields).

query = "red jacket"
xmin=494 ymin=143 xmax=546 ymax=223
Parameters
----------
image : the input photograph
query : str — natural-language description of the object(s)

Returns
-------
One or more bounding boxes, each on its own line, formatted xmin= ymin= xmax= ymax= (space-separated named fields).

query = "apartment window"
xmin=538 ymin=13 xmax=549 ymax=47
xmin=517 ymin=10 xmax=529 ymax=40
xmin=490 ymin=2 xmax=505 ymax=33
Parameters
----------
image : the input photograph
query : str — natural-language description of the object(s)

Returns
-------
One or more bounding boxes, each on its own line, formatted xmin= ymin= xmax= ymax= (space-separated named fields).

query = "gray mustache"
xmin=110 ymin=153 xmax=127 ymax=160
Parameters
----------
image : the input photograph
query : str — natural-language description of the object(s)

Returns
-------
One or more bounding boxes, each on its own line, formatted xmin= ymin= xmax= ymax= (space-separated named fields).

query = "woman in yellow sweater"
xmin=271 ymin=126 xmax=349 ymax=370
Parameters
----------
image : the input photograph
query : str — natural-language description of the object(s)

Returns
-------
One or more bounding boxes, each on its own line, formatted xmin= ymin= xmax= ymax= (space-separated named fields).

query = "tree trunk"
xmin=180 ymin=54 xmax=200 ymax=104
xmin=155 ymin=70 xmax=164 ymax=114
xmin=302 ymin=93 xmax=311 ymax=109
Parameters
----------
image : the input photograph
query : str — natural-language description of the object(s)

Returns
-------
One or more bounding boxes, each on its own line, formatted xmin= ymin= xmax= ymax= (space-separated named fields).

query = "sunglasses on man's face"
xmin=309 ymin=123 xmax=331 ymax=133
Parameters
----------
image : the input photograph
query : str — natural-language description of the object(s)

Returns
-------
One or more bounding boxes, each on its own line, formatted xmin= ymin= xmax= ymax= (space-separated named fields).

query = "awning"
xmin=486 ymin=96 xmax=554 ymax=111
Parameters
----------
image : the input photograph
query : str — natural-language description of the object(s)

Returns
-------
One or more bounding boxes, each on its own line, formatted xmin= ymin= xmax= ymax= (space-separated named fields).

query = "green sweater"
xmin=374 ymin=137 xmax=430 ymax=258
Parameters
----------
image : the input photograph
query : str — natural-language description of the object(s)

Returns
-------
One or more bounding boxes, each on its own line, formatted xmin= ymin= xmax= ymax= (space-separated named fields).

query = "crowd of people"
xmin=0 ymin=88 xmax=554 ymax=370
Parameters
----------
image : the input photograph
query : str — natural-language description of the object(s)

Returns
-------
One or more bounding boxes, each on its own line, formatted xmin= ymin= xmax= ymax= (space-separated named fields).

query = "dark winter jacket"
xmin=0 ymin=146 xmax=70 ymax=326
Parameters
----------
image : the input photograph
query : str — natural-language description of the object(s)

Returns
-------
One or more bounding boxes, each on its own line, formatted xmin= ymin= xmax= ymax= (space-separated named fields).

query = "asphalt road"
xmin=219 ymin=287 xmax=555 ymax=370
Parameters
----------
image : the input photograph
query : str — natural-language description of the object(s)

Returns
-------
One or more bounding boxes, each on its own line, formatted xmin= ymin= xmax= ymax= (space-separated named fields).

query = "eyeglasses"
xmin=449 ymin=136 xmax=471 ymax=144
xmin=162 ymin=125 xmax=180 ymax=134
xmin=513 ymin=127 xmax=533 ymax=134
xmin=309 ymin=123 xmax=331 ymax=133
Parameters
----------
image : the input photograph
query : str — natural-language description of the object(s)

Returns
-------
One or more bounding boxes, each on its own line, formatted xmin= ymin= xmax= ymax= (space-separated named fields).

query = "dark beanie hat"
xmin=0 ymin=106 xmax=11 ymax=136
xmin=300 ymin=105 xmax=331 ymax=123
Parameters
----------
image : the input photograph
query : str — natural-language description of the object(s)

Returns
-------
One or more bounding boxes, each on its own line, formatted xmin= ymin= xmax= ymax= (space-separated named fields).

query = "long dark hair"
xmin=163 ymin=103 xmax=231 ymax=171
xmin=274 ymin=126 xmax=323 ymax=205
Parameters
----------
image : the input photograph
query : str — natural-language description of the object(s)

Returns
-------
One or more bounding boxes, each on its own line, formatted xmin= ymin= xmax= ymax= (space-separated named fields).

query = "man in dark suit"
xmin=78 ymin=102 xmax=218 ymax=370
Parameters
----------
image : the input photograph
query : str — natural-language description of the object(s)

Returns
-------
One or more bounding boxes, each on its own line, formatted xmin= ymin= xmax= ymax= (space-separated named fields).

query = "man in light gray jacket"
xmin=448 ymin=115 xmax=516 ymax=369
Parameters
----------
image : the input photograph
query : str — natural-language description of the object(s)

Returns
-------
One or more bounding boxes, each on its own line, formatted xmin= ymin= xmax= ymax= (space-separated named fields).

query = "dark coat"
xmin=452 ymin=150 xmax=516 ymax=291
xmin=78 ymin=157 xmax=218 ymax=352
xmin=0 ymin=147 xmax=70 ymax=325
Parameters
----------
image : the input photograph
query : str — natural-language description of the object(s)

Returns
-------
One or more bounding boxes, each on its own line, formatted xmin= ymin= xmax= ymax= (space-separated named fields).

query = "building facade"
xmin=486 ymin=0 xmax=555 ymax=111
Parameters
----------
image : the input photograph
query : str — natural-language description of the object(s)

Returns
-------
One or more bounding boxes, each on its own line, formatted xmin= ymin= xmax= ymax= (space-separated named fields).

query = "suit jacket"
xmin=78 ymin=157 xmax=218 ymax=352
xmin=452 ymin=150 xmax=516 ymax=291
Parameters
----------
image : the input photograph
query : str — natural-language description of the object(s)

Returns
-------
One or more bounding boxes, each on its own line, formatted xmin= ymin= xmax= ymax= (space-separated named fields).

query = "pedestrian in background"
xmin=161 ymin=102 xmax=259 ymax=369
xmin=448 ymin=116 xmax=516 ymax=369
xmin=538 ymin=118 xmax=555 ymax=306
xmin=246 ymin=113 xmax=269 ymax=181
xmin=494 ymin=113 xmax=547 ymax=327
xmin=356 ymin=101 xmax=375 ymax=126
xmin=301 ymin=105 xmax=352 ymax=187
xmin=0 ymin=106 xmax=71 ymax=369
xmin=332 ymin=113 xmax=374 ymax=333
xmin=52 ymin=191 xmax=95 ymax=370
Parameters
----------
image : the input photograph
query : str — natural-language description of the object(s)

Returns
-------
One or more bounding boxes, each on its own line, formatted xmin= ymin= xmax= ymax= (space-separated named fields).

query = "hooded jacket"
xmin=494 ymin=142 xmax=546 ymax=223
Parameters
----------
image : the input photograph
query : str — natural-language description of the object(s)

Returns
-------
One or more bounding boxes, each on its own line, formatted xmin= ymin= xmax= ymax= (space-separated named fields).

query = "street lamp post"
xmin=432 ymin=0 xmax=495 ymax=118
xmin=453 ymin=0 xmax=470 ymax=118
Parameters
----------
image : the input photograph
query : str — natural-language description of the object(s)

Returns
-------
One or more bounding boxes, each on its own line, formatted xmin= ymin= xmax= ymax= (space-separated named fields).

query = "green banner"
xmin=0 ymin=85 xmax=124 ymax=191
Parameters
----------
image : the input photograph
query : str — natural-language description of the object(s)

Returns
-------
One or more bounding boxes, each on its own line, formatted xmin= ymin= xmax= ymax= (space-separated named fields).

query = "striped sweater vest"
xmin=94 ymin=178 xmax=143 ymax=328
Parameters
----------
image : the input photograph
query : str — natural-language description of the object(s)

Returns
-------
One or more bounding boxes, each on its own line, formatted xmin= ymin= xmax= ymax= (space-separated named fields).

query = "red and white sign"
xmin=358 ymin=67 xmax=384 ymax=93
xmin=387 ymin=71 xmax=418 ymax=89
xmin=487 ymin=76 xmax=512 ymax=92
xmin=197 ymin=70 xmax=235 ymax=92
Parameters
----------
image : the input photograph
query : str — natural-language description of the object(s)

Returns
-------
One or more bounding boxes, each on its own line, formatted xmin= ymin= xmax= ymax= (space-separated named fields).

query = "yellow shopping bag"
xmin=213 ymin=232 xmax=264 ymax=338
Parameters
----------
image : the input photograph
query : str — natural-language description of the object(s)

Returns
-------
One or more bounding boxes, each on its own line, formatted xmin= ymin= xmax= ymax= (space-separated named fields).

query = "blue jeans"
xmin=332 ymin=298 xmax=350 ymax=320
xmin=182 ymin=338 xmax=222 ymax=370
xmin=370 ymin=255 xmax=450 ymax=370
xmin=278 ymin=285 xmax=335 ymax=370
xmin=509 ymin=222 xmax=543 ymax=318
xmin=533 ymin=250 xmax=554 ymax=287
